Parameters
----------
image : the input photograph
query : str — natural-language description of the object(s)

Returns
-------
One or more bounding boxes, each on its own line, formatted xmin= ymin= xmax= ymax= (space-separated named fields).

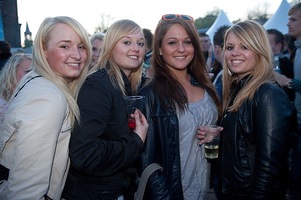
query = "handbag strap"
xmin=12 ymin=75 xmax=41 ymax=99
xmin=134 ymin=163 xmax=163 ymax=200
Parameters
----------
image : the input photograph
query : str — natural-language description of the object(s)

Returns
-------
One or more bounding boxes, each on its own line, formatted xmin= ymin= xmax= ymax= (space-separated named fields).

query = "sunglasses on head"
xmin=161 ymin=14 xmax=194 ymax=22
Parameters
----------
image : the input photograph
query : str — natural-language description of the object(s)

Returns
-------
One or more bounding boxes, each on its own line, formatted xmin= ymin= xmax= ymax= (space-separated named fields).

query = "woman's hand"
xmin=132 ymin=109 xmax=148 ymax=143
xmin=196 ymin=125 xmax=223 ymax=145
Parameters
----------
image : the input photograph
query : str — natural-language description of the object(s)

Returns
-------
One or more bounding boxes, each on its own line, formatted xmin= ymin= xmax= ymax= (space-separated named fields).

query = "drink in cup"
xmin=124 ymin=95 xmax=144 ymax=130
xmin=203 ymin=125 xmax=222 ymax=159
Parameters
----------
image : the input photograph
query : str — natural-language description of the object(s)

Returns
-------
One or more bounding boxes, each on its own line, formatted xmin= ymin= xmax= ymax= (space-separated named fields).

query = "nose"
xmin=177 ymin=42 xmax=185 ymax=53
xmin=131 ymin=43 xmax=140 ymax=52
xmin=71 ymin=48 xmax=81 ymax=60
xmin=231 ymin=47 xmax=241 ymax=56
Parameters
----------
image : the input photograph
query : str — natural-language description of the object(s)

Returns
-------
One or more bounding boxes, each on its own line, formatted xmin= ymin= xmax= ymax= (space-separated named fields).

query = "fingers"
xmin=133 ymin=109 xmax=149 ymax=143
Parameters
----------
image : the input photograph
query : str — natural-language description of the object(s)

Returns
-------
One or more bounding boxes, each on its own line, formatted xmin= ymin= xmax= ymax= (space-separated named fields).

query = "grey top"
xmin=177 ymin=90 xmax=219 ymax=200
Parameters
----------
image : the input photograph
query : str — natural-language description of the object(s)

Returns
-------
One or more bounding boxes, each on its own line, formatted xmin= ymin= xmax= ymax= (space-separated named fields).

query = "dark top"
xmin=138 ymin=73 xmax=210 ymax=200
xmin=279 ymin=56 xmax=295 ymax=101
xmin=65 ymin=68 xmax=144 ymax=197
xmin=219 ymin=76 xmax=294 ymax=199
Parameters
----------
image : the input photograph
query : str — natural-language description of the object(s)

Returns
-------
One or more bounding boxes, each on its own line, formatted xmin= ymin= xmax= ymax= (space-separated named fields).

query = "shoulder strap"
xmin=134 ymin=163 xmax=163 ymax=200
xmin=12 ymin=75 xmax=41 ymax=99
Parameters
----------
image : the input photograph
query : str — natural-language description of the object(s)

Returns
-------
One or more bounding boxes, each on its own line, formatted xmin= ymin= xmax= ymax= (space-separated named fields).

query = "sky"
xmin=17 ymin=0 xmax=291 ymax=42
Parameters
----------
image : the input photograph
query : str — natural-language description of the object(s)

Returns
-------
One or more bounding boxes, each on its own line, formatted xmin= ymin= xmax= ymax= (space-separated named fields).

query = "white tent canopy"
xmin=263 ymin=0 xmax=290 ymax=34
xmin=206 ymin=10 xmax=233 ymax=42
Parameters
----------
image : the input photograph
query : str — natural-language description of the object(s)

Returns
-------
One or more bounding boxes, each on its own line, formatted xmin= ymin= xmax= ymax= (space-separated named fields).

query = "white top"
xmin=0 ymin=71 xmax=71 ymax=200
xmin=177 ymin=91 xmax=218 ymax=200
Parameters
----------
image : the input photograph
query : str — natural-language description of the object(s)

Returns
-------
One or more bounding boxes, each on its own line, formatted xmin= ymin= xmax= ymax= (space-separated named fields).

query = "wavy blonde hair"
xmin=0 ymin=53 xmax=32 ymax=101
xmin=222 ymin=20 xmax=274 ymax=112
xmin=91 ymin=19 xmax=143 ymax=95
xmin=33 ymin=16 xmax=92 ymax=126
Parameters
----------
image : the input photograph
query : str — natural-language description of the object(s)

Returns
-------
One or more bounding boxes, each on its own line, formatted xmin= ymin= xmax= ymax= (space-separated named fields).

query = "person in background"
xmin=219 ymin=20 xmax=294 ymax=200
xmin=283 ymin=33 xmax=296 ymax=58
xmin=211 ymin=25 xmax=230 ymax=100
xmin=285 ymin=3 xmax=301 ymax=200
xmin=0 ymin=53 xmax=32 ymax=121
xmin=267 ymin=28 xmax=295 ymax=101
xmin=62 ymin=19 xmax=148 ymax=200
xmin=138 ymin=14 xmax=222 ymax=200
xmin=0 ymin=16 xmax=91 ymax=199
xmin=90 ymin=31 xmax=105 ymax=70
xmin=199 ymin=32 xmax=214 ymax=72
xmin=142 ymin=28 xmax=153 ymax=78
xmin=0 ymin=41 xmax=12 ymax=71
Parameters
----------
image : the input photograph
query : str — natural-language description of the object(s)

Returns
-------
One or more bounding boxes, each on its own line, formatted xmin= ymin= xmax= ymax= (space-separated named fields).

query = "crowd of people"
xmin=0 ymin=3 xmax=300 ymax=200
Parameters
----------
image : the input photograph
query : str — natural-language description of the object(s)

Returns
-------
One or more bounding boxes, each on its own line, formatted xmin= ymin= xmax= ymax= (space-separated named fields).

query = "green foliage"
xmin=194 ymin=9 xmax=220 ymax=30
xmin=194 ymin=14 xmax=217 ymax=30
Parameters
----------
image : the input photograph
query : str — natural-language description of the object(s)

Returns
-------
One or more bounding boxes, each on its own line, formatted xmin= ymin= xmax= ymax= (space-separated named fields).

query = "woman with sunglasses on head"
xmin=138 ymin=14 xmax=222 ymax=200
xmin=219 ymin=20 xmax=295 ymax=199
xmin=62 ymin=19 xmax=148 ymax=200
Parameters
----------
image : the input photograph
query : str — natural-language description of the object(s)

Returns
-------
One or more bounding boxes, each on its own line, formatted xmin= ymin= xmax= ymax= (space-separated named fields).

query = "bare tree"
xmin=246 ymin=2 xmax=270 ymax=24
xmin=94 ymin=13 xmax=113 ymax=33
xmin=291 ymin=0 xmax=301 ymax=5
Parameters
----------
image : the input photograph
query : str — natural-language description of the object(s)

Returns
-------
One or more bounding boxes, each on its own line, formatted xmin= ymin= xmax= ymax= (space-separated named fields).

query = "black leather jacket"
xmin=219 ymin=76 xmax=295 ymax=199
xmin=139 ymin=84 xmax=184 ymax=200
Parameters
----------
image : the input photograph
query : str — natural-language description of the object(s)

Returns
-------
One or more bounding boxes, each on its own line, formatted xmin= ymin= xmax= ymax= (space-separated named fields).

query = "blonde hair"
xmin=90 ymin=32 xmax=105 ymax=43
xmin=0 ymin=53 xmax=32 ymax=101
xmin=91 ymin=19 xmax=143 ymax=95
xmin=222 ymin=20 xmax=274 ymax=112
xmin=33 ymin=16 xmax=92 ymax=126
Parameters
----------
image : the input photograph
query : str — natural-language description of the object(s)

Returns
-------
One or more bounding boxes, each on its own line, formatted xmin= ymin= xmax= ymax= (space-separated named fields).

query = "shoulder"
xmin=12 ymin=73 xmax=67 ymax=110
xmin=254 ymin=82 xmax=291 ymax=106
xmin=257 ymin=82 xmax=283 ymax=95
xmin=139 ymin=82 xmax=155 ymax=97
xmin=84 ymin=68 xmax=111 ymax=86
xmin=81 ymin=68 xmax=115 ymax=94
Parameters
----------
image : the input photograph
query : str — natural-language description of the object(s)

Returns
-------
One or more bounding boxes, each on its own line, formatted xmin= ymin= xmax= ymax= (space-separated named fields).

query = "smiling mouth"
xmin=67 ymin=62 xmax=80 ymax=67
xmin=128 ymin=55 xmax=139 ymax=59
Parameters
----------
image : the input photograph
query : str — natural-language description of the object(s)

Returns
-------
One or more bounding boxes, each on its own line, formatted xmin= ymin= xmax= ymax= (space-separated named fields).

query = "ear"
xmin=159 ymin=48 xmax=162 ymax=55
xmin=43 ymin=46 xmax=48 ymax=59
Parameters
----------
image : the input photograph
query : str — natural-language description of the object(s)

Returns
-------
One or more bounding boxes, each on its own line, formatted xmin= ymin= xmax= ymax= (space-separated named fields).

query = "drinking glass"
xmin=124 ymin=95 xmax=145 ymax=130
xmin=202 ymin=125 xmax=222 ymax=159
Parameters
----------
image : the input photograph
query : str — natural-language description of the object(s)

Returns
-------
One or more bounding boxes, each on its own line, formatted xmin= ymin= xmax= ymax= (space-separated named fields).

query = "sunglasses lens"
xmin=163 ymin=14 xmax=177 ymax=20
xmin=181 ymin=15 xmax=193 ymax=21
xmin=162 ymin=14 xmax=193 ymax=22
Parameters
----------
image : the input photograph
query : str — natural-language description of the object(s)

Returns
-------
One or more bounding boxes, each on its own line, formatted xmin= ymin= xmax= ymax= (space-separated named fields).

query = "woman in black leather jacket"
xmin=138 ymin=15 xmax=222 ymax=199
xmin=219 ymin=20 xmax=295 ymax=200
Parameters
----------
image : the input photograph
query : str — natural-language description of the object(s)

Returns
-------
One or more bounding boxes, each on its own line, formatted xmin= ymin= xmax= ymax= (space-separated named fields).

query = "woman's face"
xmin=224 ymin=32 xmax=256 ymax=80
xmin=111 ymin=31 xmax=145 ymax=77
xmin=160 ymin=24 xmax=194 ymax=72
xmin=91 ymin=38 xmax=103 ymax=67
xmin=44 ymin=23 xmax=88 ymax=82
xmin=16 ymin=57 xmax=32 ymax=83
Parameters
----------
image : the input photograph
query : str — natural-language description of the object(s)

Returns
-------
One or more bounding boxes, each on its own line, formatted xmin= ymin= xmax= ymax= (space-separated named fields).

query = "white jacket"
xmin=0 ymin=71 xmax=71 ymax=200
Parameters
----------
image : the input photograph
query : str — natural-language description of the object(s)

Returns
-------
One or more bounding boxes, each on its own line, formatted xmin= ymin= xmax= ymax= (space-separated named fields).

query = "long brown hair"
xmin=151 ymin=17 xmax=221 ymax=115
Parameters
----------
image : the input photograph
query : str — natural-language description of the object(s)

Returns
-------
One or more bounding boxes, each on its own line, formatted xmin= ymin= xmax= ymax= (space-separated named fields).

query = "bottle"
xmin=274 ymin=56 xmax=282 ymax=74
